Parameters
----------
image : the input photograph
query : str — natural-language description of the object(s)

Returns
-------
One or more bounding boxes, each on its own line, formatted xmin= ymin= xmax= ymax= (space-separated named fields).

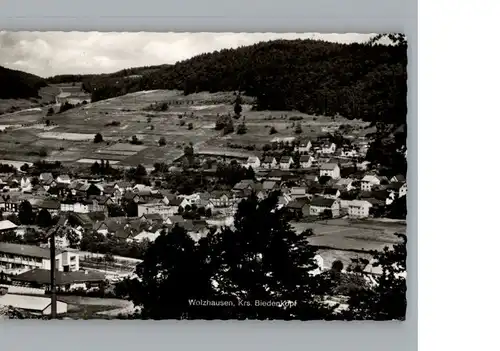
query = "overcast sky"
xmin=0 ymin=32 xmax=380 ymax=78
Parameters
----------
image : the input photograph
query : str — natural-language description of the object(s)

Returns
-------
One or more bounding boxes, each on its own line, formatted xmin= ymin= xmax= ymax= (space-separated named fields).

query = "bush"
xmin=188 ymin=123 xmax=193 ymax=130
xmin=269 ymin=127 xmax=278 ymax=135
xmin=158 ymin=137 xmax=166 ymax=146
xmin=295 ymin=124 xmax=303 ymax=134
xmin=236 ymin=123 xmax=247 ymax=135
xmin=94 ymin=133 xmax=104 ymax=143
xmin=39 ymin=148 xmax=48 ymax=157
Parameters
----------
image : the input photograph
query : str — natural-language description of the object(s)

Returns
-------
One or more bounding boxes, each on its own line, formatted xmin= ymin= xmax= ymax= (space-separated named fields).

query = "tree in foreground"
xmin=124 ymin=227 xmax=220 ymax=319
xmin=35 ymin=208 xmax=52 ymax=227
xmin=124 ymin=192 xmax=334 ymax=320
xmin=337 ymin=233 xmax=407 ymax=321
xmin=18 ymin=200 xmax=34 ymax=225
xmin=94 ymin=133 xmax=103 ymax=143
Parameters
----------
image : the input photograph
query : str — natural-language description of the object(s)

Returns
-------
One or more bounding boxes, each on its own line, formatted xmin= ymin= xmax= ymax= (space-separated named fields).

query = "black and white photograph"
xmin=0 ymin=32 xmax=407 ymax=320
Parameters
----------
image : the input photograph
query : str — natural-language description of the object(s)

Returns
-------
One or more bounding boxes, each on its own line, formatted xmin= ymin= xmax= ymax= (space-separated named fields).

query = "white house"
xmin=309 ymin=197 xmax=340 ymax=217
xmin=319 ymin=162 xmax=341 ymax=179
xmin=334 ymin=178 xmax=355 ymax=192
xmin=361 ymin=175 xmax=381 ymax=192
xmin=177 ymin=193 xmax=201 ymax=206
xmin=245 ymin=156 xmax=261 ymax=169
xmin=347 ymin=200 xmax=373 ymax=218
xmin=261 ymin=157 xmax=277 ymax=170
xmin=321 ymin=142 xmax=336 ymax=154
xmin=340 ymin=148 xmax=358 ymax=158
xmin=279 ymin=156 xmax=294 ymax=170
xmin=0 ymin=294 xmax=68 ymax=316
xmin=299 ymin=155 xmax=314 ymax=168
xmin=20 ymin=177 xmax=32 ymax=191
xmin=296 ymin=140 xmax=312 ymax=153
xmin=137 ymin=203 xmax=176 ymax=219
xmin=399 ymin=182 xmax=408 ymax=198
xmin=0 ymin=242 xmax=79 ymax=275
xmin=56 ymin=175 xmax=71 ymax=184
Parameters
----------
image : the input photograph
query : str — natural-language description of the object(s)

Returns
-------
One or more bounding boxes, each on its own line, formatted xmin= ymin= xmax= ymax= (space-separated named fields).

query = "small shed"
xmin=0 ymin=293 xmax=68 ymax=315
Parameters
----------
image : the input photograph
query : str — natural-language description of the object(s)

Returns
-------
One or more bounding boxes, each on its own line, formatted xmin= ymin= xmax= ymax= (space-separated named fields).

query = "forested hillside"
xmin=0 ymin=66 xmax=47 ymax=99
xmin=86 ymin=37 xmax=407 ymax=125
xmin=46 ymin=64 xmax=171 ymax=86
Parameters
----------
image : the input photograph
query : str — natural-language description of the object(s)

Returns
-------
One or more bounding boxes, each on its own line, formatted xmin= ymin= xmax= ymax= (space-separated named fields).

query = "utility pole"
xmin=48 ymin=225 xmax=60 ymax=319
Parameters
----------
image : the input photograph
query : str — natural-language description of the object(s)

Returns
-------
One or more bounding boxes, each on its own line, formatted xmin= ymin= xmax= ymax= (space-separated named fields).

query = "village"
xmin=0 ymin=115 xmax=407 ymax=317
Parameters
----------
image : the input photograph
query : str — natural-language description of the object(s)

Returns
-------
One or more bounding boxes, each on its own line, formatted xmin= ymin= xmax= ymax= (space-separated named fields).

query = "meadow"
xmin=0 ymin=87 xmax=367 ymax=168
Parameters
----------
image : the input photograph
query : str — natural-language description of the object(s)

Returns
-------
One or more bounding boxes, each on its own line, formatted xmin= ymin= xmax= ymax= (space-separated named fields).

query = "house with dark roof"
xmin=309 ymin=196 xmax=340 ymax=217
xmin=262 ymin=180 xmax=279 ymax=193
xmin=286 ymin=197 xmax=311 ymax=218
xmin=261 ymin=156 xmax=277 ymax=170
xmin=390 ymin=174 xmax=406 ymax=183
xmin=320 ymin=162 xmax=340 ymax=179
xmin=10 ymin=268 xmax=106 ymax=292
xmin=279 ymin=156 xmax=294 ymax=170
xmin=295 ymin=140 xmax=312 ymax=153
xmin=37 ymin=198 xmax=61 ymax=214
xmin=208 ymin=191 xmax=236 ymax=208
xmin=266 ymin=169 xmax=286 ymax=181
xmin=299 ymin=155 xmax=314 ymax=168
xmin=320 ymin=141 xmax=336 ymax=154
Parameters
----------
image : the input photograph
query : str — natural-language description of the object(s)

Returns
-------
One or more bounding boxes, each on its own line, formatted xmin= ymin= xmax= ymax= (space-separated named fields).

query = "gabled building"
xmin=295 ymin=140 xmax=312 ymax=153
xmin=299 ymin=155 xmax=314 ymax=168
xmin=261 ymin=157 xmax=277 ymax=170
xmin=244 ymin=156 xmax=261 ymax=170
xmin=309 ymin=197 xmax=340 ymax=217
xmin=286 ymin=197 xmax=311 ymax=218
xmin=361 ymin=175 xmax=382 ymax=192
xmin=319 ymin=162 xmax=340 ymax=179
xmin=347 ymin=200 xmax=373 ymax=218
xmin=320 ymin=142 xmax=336 ymax=154
xmin=279 ymin=156 xmax=294 ymax=170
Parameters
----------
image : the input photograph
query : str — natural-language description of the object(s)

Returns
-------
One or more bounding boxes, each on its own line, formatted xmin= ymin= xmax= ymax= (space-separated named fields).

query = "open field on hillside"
xmin=293 ymin=218 xmax=406 ymax=253
xmin=0 ymin=88 xmax=371 ymax=168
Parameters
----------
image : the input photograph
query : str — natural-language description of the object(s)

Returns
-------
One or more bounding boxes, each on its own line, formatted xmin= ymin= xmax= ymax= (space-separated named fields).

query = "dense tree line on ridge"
xmin=45 ymin=64 xmax=171 ymax=86
xmin=82 ymin=37 xmax=407 ymax=126
xmin=0 ymin=66 xmax=47 ymax=99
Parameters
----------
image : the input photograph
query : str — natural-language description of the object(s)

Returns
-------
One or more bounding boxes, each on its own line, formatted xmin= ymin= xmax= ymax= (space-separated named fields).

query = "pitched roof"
xmin=299 ymin=155 xmax=312 ymax=162
xmin=298 ymin=140 xmax=311 ymax=147
xmin=0 ymin=220 xmax=17 ymax=231
xmin=321 ymin=162 xmax=339 ymax=170
xmin=57 ymin=175 xmax=71 ymax=182
xmin=141 ymin=213 xmax=163 ymax=222
xmin=11 ymin=268 xmax=106 ymax=285
xmin=168 ymin=197 xmax=185 ymax=206
xmin=361 ymin=175 xmax=380 ymax=183
xmin=349 ymin=200 xmax=373 ymax=208
xmin=262 ymin=156 xmax=276 ymax=163
xmin=310 ymin=197 xmax=336 ymax=208
xmin=0 ymin=242 xmax=62 ymax=259
xmin=233 ymin=179 xmax=255 ymax=190
xmin=287 ymin=199 xmax=309 ymax=209
xmin=280 ymin=156 xmax=292 ymax=163
xmin=391 ymin=174 xmax=406 ymax=182
xmin=262 ymin=181 xmax=277 ymax=190
xmin=39 ymin=173 xmax=53 ymax=181
xmin=38 ymin=198 xmax=60 ymax=210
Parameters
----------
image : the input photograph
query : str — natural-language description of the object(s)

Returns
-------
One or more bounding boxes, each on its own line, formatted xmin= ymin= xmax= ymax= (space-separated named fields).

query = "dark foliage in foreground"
xmin=118 ymin=192 xmax=407 ymax=320
xmin=84 ymin=37 xmax=407 ymax=125
xmin=0 ymin=66 xmax=47 ymax=99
